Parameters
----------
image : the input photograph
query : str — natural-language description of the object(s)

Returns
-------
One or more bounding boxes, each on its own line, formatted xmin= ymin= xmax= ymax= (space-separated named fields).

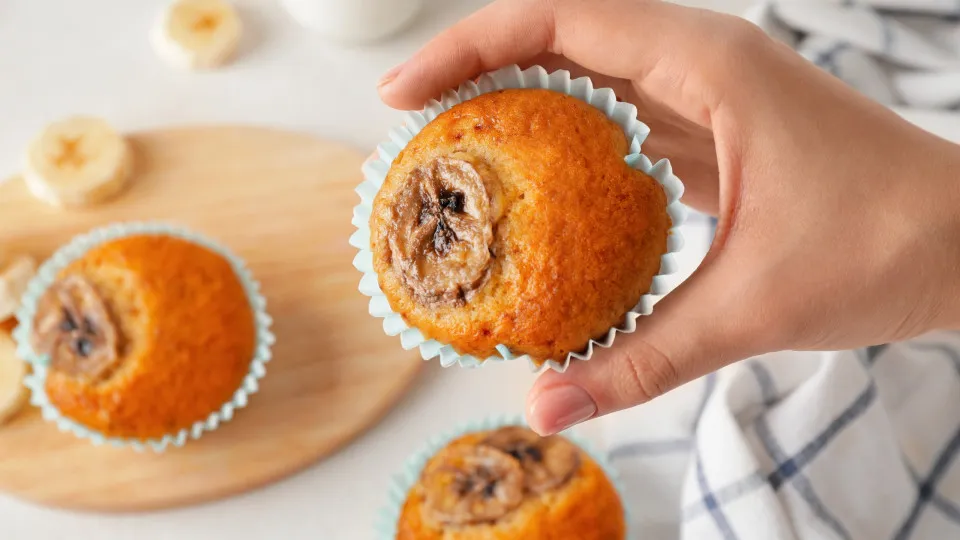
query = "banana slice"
xmin=153 ymin=0 xmax=242 ymax=70
xmin=421 ymin=444 xmax=524 ymax=526
xmin=482 ymin=426 xmax=581 ymax=494
xmin=387 ymin=154 xmax=500 ymax=307
xmin=0 ymin=254 xmax=37 ymax=322
xmin=22 ymin=116 xmax=132 ymax=208
xmin=0 ymin=331 xmax=28 ymax=425
xmin=31 ymin=274 xmax=121 ymax=381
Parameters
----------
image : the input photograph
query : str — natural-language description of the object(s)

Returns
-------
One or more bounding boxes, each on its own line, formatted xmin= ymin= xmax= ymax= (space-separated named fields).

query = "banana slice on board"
xmin=0 ymin=331 xmax=28 ymax=425
xmin=22 ymin=116 xmax=132 ymax=208
xmin=0 ymin=254 xmax=37 ymax=322
xmin=153 ymin=0 xmax=242 ymax=70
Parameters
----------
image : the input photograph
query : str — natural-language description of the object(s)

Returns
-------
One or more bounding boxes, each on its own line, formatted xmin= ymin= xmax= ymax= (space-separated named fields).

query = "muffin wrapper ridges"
xmin=12 ymin=222 xmax=275 ymax=453
xmin=374 ymin=414 xmax=631 ymax=539
xmin=350 ymin=64 xmax=686 ymax=373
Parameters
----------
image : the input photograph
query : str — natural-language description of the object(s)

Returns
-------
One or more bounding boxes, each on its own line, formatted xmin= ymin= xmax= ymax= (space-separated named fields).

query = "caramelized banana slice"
xmin=387 ymin=153 xmax=502 ymax=307
xmin=483 ymin=426 xmax=581 ymax=494
xmin=31 ymin=275 xmax=121 ymax=381
xmin=422 ymin=444 xmax=524 ymax=526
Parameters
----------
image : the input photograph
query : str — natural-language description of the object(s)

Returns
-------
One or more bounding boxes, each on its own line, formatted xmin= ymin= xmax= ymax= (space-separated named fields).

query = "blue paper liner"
xmin=351 ymin=64 xmax=687 ymax=373
xmin=375 ymin=414 xmax=630 ymax=539
xmin=12 ymin=222 xmax=275 ymax=452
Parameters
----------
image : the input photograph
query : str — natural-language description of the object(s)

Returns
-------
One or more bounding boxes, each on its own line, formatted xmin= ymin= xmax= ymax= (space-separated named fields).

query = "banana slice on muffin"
xmin=482 ymin=426 xmax=581 ymax=494
xmin=421 ymin=444 xmax=524 ymax=526
xmin=31 ymin=274 xmax=122 ymax=382
xmin=370 ymin=88 xmax=670 ymax=366
xmin=388 ymin=152 xmax=503 ymax=306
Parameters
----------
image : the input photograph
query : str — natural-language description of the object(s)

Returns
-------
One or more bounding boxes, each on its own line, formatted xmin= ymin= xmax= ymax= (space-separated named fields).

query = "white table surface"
xmin=0 ymin=1 xmax=746 ymax=539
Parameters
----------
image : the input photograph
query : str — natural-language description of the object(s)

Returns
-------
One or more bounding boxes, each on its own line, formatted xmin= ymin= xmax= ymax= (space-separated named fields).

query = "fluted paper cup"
xmin=351 ymin=64 xmax=686 ymax=373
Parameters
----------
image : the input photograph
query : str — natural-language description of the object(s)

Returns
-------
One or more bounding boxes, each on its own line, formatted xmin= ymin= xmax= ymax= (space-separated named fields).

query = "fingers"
xmin=526 ymin=252 xmax=771 ymax=435
xmin=379 ymin=0 xmax=756 ymax=121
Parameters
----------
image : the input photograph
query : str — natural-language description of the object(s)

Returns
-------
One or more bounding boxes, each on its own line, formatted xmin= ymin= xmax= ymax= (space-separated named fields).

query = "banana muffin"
xmin=369 ymin=88 xmax=670 ymax=365
xmin=396 ymin=426 xmax=625 ymax=539
xmin=29 ymin=234 xmax=256 ymax=439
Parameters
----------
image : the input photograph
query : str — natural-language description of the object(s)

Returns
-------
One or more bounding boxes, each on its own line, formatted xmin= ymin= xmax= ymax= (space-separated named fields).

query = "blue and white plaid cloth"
xmin=602 ymin=330 xmax=960 ymax=539
xmin=746 ymin=0 xmax=960 ymax=111
xmin=600 ymin=4 xmax=960 ymax=536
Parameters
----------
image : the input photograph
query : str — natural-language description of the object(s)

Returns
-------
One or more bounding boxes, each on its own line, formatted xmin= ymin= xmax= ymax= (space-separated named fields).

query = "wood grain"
xmin=0 ymin=125 xmax=421 ymax=512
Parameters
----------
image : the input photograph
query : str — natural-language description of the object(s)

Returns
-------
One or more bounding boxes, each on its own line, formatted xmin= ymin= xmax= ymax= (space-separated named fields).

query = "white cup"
xmin=280 ymin=0 xmax=424 ymax=44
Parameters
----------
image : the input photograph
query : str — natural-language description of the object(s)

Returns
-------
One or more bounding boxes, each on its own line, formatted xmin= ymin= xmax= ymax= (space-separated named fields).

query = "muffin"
xmin=396 ymin=425 xmax=625 ymax=539
xmin=18 ymin=226 xmax=270 ymax=445
xmin=369 ymin=88 xmax=670 ymax=366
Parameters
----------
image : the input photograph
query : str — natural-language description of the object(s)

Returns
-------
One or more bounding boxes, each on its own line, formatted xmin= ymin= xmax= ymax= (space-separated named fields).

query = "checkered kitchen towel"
xmin=746 ymin=0 xmax=960 ymax=147
xmin=602 ymin=332 xmax=960 ymax=540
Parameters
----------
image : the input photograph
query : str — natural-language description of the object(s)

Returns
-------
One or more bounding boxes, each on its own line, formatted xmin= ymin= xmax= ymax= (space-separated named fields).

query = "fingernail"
xmin=378 ymin=63 xmax=404 ymax=87
xmin=529 ymin=385 xmax=597 ymax=435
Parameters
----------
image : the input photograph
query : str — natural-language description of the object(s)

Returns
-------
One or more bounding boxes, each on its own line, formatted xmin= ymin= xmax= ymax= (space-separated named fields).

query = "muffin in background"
xmin=395 ymin=425 xmax=626 ymax=540
xmin=15 ymin=224 xmax=273 ymax=449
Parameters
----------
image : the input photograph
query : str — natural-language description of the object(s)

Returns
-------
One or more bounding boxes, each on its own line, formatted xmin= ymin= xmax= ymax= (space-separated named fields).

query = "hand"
xmin=378 ymin=0 xmax=960 ymax=435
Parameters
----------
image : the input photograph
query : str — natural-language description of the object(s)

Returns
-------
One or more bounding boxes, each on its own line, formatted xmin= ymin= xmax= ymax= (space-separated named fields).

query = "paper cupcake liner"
xmin=350 ymin=64 xmax=686 ymax=373
xmin=375 ymin=414 xmax=630 ymax=539
xmin=12 ymin=222 xmax=275 ymax=453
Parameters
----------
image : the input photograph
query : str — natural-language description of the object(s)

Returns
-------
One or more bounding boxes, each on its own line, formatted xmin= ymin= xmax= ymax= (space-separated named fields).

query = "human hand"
xmin=377 ymin=0 xmax=960 ymax=435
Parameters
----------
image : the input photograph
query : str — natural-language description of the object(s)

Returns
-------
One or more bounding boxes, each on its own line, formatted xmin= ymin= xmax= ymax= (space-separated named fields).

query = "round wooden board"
xmin=0 ymin=125 xmax=421 ymax=512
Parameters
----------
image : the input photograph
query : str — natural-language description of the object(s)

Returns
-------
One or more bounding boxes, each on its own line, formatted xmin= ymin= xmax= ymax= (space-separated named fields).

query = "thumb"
xmin=526 ymin=250 xmax=769 ymax=435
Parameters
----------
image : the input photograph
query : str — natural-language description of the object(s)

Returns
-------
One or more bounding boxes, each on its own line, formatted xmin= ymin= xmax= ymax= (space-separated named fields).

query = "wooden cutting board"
xmin=0 ymin=125 xmax=422 ymax=512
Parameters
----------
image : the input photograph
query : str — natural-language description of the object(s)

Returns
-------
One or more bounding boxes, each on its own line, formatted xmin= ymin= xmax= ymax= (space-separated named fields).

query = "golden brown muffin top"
xmin=397 ymin=426 xmax=625 ymax=540
xmin=371 ymin=88 xmax=670 ymax=364
xmin=33 ymin=235 xmax=256 ymax=439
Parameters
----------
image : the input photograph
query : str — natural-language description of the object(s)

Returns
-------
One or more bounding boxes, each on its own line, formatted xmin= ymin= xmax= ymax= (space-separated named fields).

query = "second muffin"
xmin=19 ymin=226 xmax=270 ymax=444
